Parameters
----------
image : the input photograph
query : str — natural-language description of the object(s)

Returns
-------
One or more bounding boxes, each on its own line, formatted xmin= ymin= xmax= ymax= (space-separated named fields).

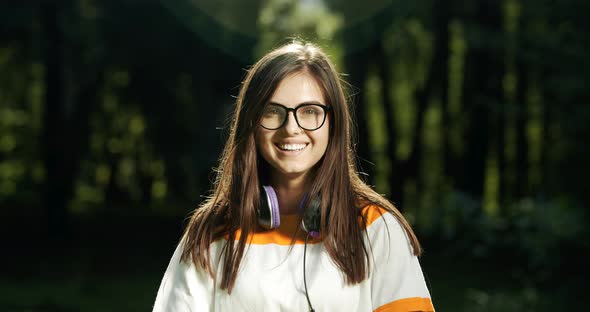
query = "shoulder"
xmin=360 ymin=204 xmax=403 ymax=232
xmin=361 ymin=204 xmax=388 ymax=223
xmin=360 ymin=204 xmax=413 ymax=252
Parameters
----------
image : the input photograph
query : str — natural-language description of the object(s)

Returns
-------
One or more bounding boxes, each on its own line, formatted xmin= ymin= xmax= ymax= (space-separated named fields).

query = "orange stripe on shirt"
xmin=374 ymin=297 xmax=435 ymax=312
xmin=232 ymin=205 xmax=392 ymax=245
xmin=361 ymin=204 xmax=389 ymax=227
xmin=232 ymin=214 xmax=310 ymax=245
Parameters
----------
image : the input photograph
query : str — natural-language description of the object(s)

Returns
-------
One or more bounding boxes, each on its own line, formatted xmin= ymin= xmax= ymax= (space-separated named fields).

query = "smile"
xmin=275 ymin=143 xmax=308 ymax=151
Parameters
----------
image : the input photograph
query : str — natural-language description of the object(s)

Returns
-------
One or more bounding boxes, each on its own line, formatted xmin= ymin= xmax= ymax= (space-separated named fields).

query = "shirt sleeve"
xmin=152 ymin=239 xmax=216 ymax=312
xmin=366 ymin=209 xmax=435 ymax=312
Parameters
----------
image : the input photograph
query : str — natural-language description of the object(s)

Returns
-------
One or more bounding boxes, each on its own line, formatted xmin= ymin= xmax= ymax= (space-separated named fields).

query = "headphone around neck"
xmin=258 ymin=185 xmax=321 ymax=238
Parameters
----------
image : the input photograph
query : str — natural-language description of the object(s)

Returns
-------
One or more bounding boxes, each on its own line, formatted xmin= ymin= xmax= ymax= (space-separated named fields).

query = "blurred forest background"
xmin=1 ymin=0 xmax=589 ymax=311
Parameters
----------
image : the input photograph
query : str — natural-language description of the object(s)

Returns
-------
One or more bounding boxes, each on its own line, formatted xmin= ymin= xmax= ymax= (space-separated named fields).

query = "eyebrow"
xmin=269 ymin=100 xmax=327 ymax=106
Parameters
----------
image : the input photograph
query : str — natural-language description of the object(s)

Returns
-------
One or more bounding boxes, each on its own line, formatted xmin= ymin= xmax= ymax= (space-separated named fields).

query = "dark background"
xmin=1 ymin=0 xmax=588 ymax=311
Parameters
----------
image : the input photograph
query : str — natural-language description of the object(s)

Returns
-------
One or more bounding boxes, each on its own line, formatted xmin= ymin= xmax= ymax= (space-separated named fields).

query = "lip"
xmin=274 ymin=142 xmax=309 ymax=155
xmin=275 ymin=140 xmax=309 ymax=145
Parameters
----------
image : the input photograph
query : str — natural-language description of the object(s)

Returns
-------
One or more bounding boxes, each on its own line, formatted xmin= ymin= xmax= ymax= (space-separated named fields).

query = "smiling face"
xmin=256 ymin=71 xmax=330 ymax=183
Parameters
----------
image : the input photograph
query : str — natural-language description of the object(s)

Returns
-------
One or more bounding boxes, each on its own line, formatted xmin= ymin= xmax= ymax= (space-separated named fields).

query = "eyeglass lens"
xmin=261 ymin=104 xmax=327 ymax=130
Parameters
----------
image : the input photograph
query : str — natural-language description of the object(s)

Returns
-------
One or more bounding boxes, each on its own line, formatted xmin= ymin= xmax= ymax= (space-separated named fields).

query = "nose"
xmin=283 ymin=111 xmax=301 ymax=134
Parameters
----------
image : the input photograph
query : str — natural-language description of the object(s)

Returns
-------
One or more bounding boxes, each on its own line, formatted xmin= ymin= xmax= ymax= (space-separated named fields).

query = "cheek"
xmin=255 ymin=128 xmax=267 ymax=146
xmin=313 ymin=128 xmax=330 ymax=152
xmin=255 ymin=130 xmax=273 ymax=157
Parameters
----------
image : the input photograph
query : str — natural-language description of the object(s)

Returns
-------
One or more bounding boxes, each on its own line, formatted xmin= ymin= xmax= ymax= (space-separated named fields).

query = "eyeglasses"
xmin=260 ymin=103 xmax=332 ymax=131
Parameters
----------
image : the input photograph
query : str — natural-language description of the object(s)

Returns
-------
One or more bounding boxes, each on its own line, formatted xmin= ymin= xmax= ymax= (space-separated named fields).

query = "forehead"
xmin=270 ymin=72 xmax=325 ymax=107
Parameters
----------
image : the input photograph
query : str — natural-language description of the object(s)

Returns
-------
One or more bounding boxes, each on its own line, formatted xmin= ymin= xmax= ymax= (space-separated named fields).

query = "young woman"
xmin=152 ymin=41 xmax=435 ymax=312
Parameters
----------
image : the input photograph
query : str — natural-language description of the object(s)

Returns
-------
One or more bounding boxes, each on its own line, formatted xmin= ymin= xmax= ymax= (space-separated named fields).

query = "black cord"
xmin=303 ymin=234 xmax=315 ymax=312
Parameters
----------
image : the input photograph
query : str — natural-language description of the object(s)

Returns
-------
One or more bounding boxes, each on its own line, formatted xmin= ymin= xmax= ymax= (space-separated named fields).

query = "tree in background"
xmin=0 ymin=0 xmax=587 ymax=247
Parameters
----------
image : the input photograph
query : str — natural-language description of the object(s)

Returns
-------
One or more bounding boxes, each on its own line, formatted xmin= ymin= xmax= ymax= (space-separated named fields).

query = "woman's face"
xmin=256 ymin=71 xmax=330 ymax=182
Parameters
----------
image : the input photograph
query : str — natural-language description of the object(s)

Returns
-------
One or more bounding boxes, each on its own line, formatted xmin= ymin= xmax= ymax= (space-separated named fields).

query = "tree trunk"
xmin=343 ymin=44 xmax=372 ymax=180
xmin=374 ymin=41 xmax=401 ymax=206
xmin=458 ymin=0 xmax=503 ymax=202
xmin=42 ymin=0 xmax=103 ymax=237
xmin=407 ymin=0 xmax=451 ymax=203
xmin=515 ymin=59 xmax=528 ymax=198
xmin=42 ymin=1 xmax=70 ymax=239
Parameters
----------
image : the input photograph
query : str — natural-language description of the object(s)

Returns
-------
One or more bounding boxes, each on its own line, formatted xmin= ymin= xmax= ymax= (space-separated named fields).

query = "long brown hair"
xmin=181 ymin=41 xmax=422 ymax=292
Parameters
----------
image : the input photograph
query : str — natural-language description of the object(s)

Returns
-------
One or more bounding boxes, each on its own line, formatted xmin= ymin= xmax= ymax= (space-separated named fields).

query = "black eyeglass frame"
xmin=260 ymin=102 xmax=332 ymax=131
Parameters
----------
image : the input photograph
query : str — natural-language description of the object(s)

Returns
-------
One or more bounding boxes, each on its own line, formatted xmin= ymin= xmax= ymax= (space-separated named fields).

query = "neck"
xmin=270 ymin=171 xmax=310 ymax=215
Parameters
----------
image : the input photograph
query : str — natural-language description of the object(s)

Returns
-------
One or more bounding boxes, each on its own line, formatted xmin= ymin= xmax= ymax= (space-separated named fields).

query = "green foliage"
xmin=436 ymin=191 xmax=588 ymax=281
xmin=0 ymin=45 xmax=44 ymax=208
xmin=386 ymin=18 xmax=433 ymax=160
xmin=255 ymin=0 xmax=344 ymax=61
xmin=465 ymin=287 xmax=539 ymax=312
xmin=161 ymin=0 xmax=261 ymax=63
xmin=70 ymin=69 xmax=169 ymax=213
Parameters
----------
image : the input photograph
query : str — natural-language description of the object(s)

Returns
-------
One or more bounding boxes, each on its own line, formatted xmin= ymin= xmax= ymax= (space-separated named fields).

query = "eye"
xmin=263 ymin=106 xmax=281 ymax=116
xmin=302 ymin=106 xmax=321 ymax=115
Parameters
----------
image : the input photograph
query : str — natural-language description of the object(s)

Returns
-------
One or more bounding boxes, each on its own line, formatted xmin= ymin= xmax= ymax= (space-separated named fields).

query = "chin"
xmin=276 ymin=165 xmax=311 ymax=176
xmin=279 ymin=168 xmax=307 ymax=175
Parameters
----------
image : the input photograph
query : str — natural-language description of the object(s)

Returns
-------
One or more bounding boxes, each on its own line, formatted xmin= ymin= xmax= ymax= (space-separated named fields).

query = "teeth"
xmin=278 ymin=144 xmax=306 ymax=151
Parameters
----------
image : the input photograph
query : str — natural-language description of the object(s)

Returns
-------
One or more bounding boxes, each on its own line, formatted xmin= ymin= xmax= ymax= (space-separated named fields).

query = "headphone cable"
xmin=303 ymin=234 xmax=315 ymax=312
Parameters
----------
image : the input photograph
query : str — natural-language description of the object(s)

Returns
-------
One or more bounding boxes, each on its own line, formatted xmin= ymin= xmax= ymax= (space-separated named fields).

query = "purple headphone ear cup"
xmin=259 ymin=185 xmax=280 ymax=229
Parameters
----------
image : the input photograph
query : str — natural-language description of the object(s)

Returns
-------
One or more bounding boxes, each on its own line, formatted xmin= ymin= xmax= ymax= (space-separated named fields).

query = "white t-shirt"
xmin=152 ymin=205 xmax=435 ymax=311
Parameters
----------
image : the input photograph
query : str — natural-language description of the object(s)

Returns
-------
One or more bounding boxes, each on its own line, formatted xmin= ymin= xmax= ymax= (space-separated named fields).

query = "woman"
xmin=153 ymin=41 xmax=435 ymax=312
